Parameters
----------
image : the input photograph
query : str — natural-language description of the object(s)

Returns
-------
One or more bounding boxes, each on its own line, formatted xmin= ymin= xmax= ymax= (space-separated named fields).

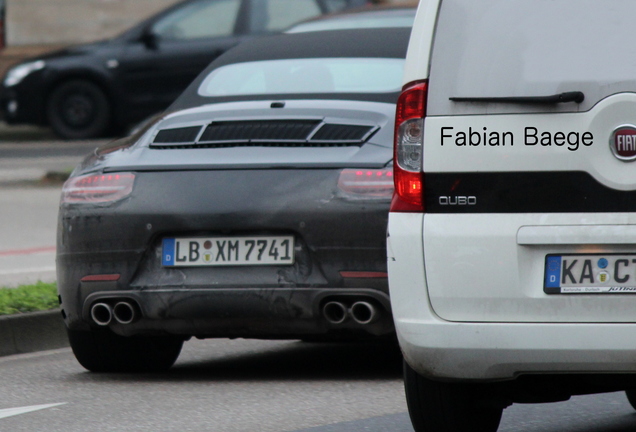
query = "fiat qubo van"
xmin=388 ymin=1 xmax=636 ymax=431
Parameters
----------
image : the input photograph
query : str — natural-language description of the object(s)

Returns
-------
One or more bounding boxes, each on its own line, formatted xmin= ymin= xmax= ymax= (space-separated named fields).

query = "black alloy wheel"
xmin=404 ymin=360 xmax=504 ymax=432
xmin=67 ymin=328 xmax=183 ymax=373
xmin=46 ymin=79 xmax=111 ymax=139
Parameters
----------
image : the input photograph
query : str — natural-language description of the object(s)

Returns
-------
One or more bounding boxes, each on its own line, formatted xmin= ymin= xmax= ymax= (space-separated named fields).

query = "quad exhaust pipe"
xmin=321 ymin=300 xmax=381 ymax=326
xmin=113 ymin=301 xmax=137 ymax=324
xmin=350 ymin=301 xmax=378 ymax=325
xmin=90 ymin=300 xmax=139 ymax=325
xmin=90 ymin=303 xmax=113 ymax=326
xmin=323 ymin=301 xmax=348 ymax=325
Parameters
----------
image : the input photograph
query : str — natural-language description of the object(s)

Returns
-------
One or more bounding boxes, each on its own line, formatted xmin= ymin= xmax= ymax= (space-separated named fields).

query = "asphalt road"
xmin=0 ymin=137 xmax=102 ymax=287
xmin=3 ymin=338 xmax=636 ymax=432
xmin=0 ymin=339 xmax=408 ymax=432
xmin=0 ymin=139 xmax=103 ymax=183
xmin=0 ymin=187 xmax=59 ymax=287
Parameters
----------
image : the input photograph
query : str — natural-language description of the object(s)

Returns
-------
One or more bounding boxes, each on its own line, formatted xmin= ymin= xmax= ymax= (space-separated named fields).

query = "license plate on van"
xmin=162 ymin=236 xmax=294 ymax=267
xmin=544 ymin=254 xmax=636 ymax=294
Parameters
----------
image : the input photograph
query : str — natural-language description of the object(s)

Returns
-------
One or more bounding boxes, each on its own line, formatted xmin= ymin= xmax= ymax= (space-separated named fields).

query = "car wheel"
xmin=46 ymin=79 xmax=111 ymax=139
xmin=625 ymin=389 xmax=636 ymax=410
xmin=404 ymin=361 xmax=503 ymax=432
xmin=67 ymin=328 xmax=183 ymax=373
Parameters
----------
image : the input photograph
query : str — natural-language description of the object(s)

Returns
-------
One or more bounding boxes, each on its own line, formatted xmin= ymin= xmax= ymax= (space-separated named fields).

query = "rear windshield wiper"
xmin=450 ymin=91 xmax=584 ymax=105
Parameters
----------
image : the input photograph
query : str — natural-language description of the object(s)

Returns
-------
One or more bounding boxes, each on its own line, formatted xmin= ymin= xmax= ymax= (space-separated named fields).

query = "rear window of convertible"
xmin=197 ymin=58 xmax=404 ymax=96
xmin=428 ymin=0 xmax=636 ymax=115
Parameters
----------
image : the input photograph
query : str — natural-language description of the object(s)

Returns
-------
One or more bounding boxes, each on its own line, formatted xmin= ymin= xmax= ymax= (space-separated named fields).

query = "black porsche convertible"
xmin=57 ymin=27 xmax=409 ymax=372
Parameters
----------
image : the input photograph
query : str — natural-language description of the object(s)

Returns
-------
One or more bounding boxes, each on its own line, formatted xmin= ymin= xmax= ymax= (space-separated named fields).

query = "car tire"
xmin=46 ymin=79 xmax=111 ymax=140
xmin=404 ymin=360 xmax=503 ymax=432
xmin=67 ymin=328 xmax=183 ymax=373
xmin=625 ymin=389 xmax=636 ymax=410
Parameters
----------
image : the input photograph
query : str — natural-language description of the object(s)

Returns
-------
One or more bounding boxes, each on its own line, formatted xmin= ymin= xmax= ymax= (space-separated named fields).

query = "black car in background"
xmin=0 ymin=0 xmax=368 ymax=139
xmin=57 ymin=27 xmax=410 ymax=372
xmin=0 ymin=0 xmax=5 ymax=50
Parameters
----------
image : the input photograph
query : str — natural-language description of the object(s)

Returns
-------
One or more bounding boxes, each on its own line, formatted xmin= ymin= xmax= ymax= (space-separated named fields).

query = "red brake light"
xmin=338 ymin=168 xmax=394 ymax=199
xmin=62 ymin=172 xmax=135 ymax=204
xmin=392 ymin=80 xmax=427 ymax=212
xmin=396 ymin=80 xmax=428 ymax=126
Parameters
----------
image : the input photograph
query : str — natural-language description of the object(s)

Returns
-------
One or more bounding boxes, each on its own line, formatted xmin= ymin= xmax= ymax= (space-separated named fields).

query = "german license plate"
xmin=544 ymin=254 xmax=636 ymax=294
xmin=162 ymin=236 xmax=294 ymax=267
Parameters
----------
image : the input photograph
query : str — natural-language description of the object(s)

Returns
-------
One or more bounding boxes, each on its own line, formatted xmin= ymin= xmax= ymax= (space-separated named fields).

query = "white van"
xmin=388 ymin=1 xmax=636 ymax=430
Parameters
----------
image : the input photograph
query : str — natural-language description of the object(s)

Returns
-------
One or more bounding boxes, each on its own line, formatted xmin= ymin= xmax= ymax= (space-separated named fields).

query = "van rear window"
xmin=428 ymin=0 xmax=636 ymax=115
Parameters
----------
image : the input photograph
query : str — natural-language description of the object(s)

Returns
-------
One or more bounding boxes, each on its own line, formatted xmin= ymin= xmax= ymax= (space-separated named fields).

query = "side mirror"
xmin=140 ymin=29 xmax=159 ymax=50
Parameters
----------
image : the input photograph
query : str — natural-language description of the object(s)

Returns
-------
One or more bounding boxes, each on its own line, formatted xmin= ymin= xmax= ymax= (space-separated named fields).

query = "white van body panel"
xmin=402 ymin=0 xmax=440 ymax=84
xmin=387 ymin=212 xmax=428 ymax=322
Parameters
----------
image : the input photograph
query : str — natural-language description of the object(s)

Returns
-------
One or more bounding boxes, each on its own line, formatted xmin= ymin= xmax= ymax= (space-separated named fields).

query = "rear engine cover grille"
xmin=311 ymin=124 xmax=373 ymax=142
xmin=153 ymin=126 xmax=202 ymax=144
xmin=150 ymin=120 xmax=376 ymax=149
xmin=200 ymin=120 xmax=320 ymax=142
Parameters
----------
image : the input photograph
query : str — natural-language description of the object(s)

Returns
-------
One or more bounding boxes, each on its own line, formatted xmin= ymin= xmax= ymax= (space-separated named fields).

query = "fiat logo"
xmin=611 ymin=125 xmax=636 ymax=161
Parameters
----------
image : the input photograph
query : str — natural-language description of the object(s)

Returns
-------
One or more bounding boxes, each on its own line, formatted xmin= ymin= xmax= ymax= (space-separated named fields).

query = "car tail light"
xmin=337 ymin=168 xmax=394 ymax=199
xmin=391 ymin=80 xmax=427 ymax=212
xmin=61 ymin=173 xmax=135 ymax=204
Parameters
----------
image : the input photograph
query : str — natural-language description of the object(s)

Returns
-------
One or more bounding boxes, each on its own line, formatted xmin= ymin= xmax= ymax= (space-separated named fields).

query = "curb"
xmin=0 ymin=309 xmax=69 ymax=357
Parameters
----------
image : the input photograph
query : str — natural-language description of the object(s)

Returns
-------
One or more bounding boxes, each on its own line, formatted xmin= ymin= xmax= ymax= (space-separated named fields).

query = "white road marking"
xmin=0 ymin=266 xmax=56 ymax=276
xmin=0 ymin=403 xmax=66 ymax=420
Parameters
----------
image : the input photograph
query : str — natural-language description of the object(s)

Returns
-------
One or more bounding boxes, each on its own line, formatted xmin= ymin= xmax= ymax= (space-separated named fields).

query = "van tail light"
xmin=337 ymin=168 xmax=393 ymax=199
xmin=62 ymin=172 xmax=135 ymax=204
xmin=391 ymin=80 xmax=427 ymax=212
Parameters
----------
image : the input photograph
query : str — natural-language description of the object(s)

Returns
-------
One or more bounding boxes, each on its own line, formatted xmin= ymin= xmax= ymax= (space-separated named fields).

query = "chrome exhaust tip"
xmin=113 ymin=301 xmax=136 ymax=325
xmin=350 ymin=301 xmax=378 ymax=325
xmin=323 ymin=301 xmax=348 ymax=325
xmin=90 ymin=302 xmax=113 ymax=326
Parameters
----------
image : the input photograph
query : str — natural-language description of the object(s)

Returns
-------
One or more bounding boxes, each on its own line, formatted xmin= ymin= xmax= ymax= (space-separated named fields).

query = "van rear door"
xmin=423 ymin=0 xmax=636 ymax=323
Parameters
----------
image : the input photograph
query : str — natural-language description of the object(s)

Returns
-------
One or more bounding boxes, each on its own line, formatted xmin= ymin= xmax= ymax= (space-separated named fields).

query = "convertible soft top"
xmin=170 ymin=27 xmax=411 ymax=109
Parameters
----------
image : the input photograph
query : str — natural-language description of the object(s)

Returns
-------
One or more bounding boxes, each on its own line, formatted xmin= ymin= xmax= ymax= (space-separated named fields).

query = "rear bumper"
xmin=397 ymin=319 xmax=636 ymax=381
xmin=58 ymin=169 xmax=392 ymax=339
xmin=68 ymin=285 xmax=393 ymax=338
xmin=388 ymin=212 xmax=636 ymax=381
